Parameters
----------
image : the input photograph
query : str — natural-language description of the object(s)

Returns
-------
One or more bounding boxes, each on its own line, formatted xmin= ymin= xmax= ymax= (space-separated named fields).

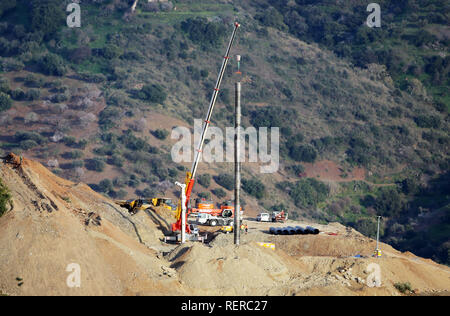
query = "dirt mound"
xmin=167 ymin=242 xmax=290 ymax=295
xmin=0 ymin=157 xmax=181 ymax=296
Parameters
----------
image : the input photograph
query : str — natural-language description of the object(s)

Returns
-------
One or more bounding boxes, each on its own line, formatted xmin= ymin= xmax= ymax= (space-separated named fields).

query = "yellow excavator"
xmin=116 ymin=197 xmax=176 ymax=215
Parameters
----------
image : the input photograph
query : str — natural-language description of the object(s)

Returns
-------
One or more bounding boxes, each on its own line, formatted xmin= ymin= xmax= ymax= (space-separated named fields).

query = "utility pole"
xmin=375 ymin=216 xmax=382 ymax=258
xmin=234 ymin=55 xmax=242 ymax=246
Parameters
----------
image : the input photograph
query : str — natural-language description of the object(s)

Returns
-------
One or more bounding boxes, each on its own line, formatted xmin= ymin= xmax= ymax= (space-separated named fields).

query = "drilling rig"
xmin=166 ymin=22 xmax=241 ymax=242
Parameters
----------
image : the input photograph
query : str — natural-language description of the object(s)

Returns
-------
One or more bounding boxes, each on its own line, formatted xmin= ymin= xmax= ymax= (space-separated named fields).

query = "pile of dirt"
xmin=167 ymin=242 xmax=290 ymax=295
xmin=0 ymin=157 xmax=181 ymax=296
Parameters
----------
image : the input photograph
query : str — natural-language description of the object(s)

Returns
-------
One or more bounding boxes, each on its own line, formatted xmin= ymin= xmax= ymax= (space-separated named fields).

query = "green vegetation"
xmin=214 ymin=174 xmax=234 ymax=191
xmin=394 ymin=282 xmax=413 ymax=294
xmin=279 ymin=178 xmax=329 ymax=209
xmin=198 ymin=174 xmax=211 ymax=188
xmin=0 ymin=92 xmax=12 ymax=112
xmin=212 ymin=188 xmax=226 ymax=199
xmin=152 ymin=129 xmax=169 ymax=140
xmin=0 ymin=178 xmax=11 ymax=217
xmin=137 ymin=84 xmax=167 ymax=104
xmin=242 ymin=178 xmax=265 ymax=200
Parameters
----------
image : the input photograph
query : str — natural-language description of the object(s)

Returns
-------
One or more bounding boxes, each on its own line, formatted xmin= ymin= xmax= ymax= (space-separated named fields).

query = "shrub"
xmin=101 ymin=44 xmax=121 ymax=60
xmin=289 ymin=145 xmax=317 ymax=163
xmin=62 ymin=150 xmax=83 ymax=160
xmin=255 ymin=8 xmax=287 ymax=31
xmin=212 ymin=188 xmax=226 ymax=199
xmin=0 ymin=77 xmax=10 ymax=93
xmin=15 ymin=131 xmax=47 ymax=145
xmin=0 ymin=178 xmax=11 ymax=217
xmin=0 ymin=92 xmax=12 ymax=112
xmin=414 ymin=115 xmax=441 ymax=129
xmin=108 ymin=155 xmax=124 ymax=168
xmin=85 ymin=158 xmax=105 ymax=172
xmin=152 ymin=129 xmax=169 ymax=140
xmin=198 ymin=192 xmax=211 ymax=200
xmin=242 ymin=178 xmax=266 ymax=199
xmin=215 ymin=174 xmax=234 ymax=191
xmin=374 ymin=187 xmax=404 ymax=217
xmin=394 ymin=282 xmax=413 ymax=294
xmin=138 ymin=84 xmax=167 ymax=104
xmin=198 ymin=174 xmax=211 ymax=188
xmin=181 ymin=17 xmax=226 ymax=48
xmin=98 ymin=179 xmax=113 ymax=194
xmin=19 ymin=139 xmax=38 ymax=150
xmin=31 ymin=0 xmax=64 ymax=40
xmin=285 ymin=178 xmax=329 ymax=208
xmin=38 ymin=53 xmax=67 ymax=76
xmin=26 ymin=88 xmax=41 ymax=101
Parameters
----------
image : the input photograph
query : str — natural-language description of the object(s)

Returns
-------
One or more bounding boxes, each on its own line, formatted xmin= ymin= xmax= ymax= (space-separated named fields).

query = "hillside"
xmin=0 ymin=156 xmax=449 ymax=296
xmin=0 ymin=0 xmax=448 ymax=265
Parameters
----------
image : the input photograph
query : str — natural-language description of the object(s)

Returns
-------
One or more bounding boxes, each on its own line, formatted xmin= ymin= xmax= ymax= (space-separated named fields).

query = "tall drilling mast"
xmin=172 ymin=22 xmax=240 ymax=234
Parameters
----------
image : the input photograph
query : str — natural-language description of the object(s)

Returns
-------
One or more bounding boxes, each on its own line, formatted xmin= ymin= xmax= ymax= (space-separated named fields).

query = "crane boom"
xmin=185 ymin=22 xmax=240 ymax=205
xmin=172 ymin=22 xmax=240 ymax=234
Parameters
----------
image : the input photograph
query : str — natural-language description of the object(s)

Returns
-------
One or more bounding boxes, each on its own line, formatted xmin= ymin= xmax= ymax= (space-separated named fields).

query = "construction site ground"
xmin=0 ymin=156 xmax=449 ymax=296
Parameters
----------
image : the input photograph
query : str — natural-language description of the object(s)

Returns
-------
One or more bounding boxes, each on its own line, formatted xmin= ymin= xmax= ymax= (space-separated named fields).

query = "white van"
xmin=256 ymin=213 xmax=270 ymax=222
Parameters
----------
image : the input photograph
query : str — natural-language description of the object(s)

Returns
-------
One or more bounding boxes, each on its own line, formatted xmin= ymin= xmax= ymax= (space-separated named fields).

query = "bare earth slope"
xmin=0 ymin=156 xmax=449 ymax=296
xmin=0 ymin=156 xmax=182 ymax=296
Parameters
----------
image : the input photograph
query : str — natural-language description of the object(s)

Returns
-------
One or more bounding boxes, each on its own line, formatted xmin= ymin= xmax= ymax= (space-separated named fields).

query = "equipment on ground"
xmin=221 ymin=225 xmax=233 ymax=233
xmin=151 ymin=198 xmax=176 ymax=212
xmin=171 ymin=22 xmax=241 ymax=236
xmin=195 ymin=212 xmax=234 ymax=227
xmin=115 ymin=198 xmax=152 ymax=215
xmin=257 ymin=212 xmax=270 ymax=222
xmin=269 ymin=225 xmax=319 ymax=235
xmin=272 ymin=210 xmax=288 ymax=223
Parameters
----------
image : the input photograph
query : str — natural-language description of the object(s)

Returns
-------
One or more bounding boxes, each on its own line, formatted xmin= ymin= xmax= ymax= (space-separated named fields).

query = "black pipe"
xmin=305 ymin=226 xmax=320 ymax=235
xmin=286 ymin=226 xmax=296 ymax=235
xmin=295 ymin=226 xmax=306 ymax=235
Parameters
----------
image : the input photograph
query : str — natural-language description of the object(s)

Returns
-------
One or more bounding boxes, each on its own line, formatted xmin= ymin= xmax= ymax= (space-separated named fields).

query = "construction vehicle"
xmin=115 ymin=197 xmax=176 ymax=216
xmin=195 ymin=212 xmax=233 ymax=227
xmin=115 ymin=198 xmax=153 ymax=215
xmin=272 ymin=210 xmax=288 ymax=223
xmin=170 ymin=22 xmax=241 ymax=240
xmin=256 ymin=212 xmax=270 ymax=222
xmin=151 ymin=198 xmax=176 ymax=212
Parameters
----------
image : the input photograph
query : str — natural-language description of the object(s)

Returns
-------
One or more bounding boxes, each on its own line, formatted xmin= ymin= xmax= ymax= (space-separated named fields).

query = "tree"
xmin=181 ymin=17 xmax=226 ymax=48
xmin=215 ymin=174 xmax=234 ymax=191
xmin=0 ymin=92 xmax=12 ymax=112
xmin=375 ymin=187 xmax=404 ymax=217
xmin=138 ymin=84 xmax=167 ymax=104
xmin=38 ymin=53 xmax=67 ymax=76
xmin=212 ymin=188 xmax=226 ymax=199
xmin=198 ymin=174 xmax=211 ymax=188
xmin=31 ymin=0 xmax=64 ymax=40
xmin=242 ymin=178 xmax=266 ymax=199
xmin=0 ymin=178 xmax=11 ymax=217
xmin=289 ymin=145 xmax=317 ymax=163
xmin=152 ymin=129 xmax=169 ymax=140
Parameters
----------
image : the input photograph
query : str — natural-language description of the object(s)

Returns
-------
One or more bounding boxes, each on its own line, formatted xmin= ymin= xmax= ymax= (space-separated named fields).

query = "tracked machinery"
xmin=166 ymin=22 xmax=241 ymax=243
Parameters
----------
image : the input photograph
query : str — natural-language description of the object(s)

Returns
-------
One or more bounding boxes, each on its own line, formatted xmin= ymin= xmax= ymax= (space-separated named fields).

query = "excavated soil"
xmin=0 ymin=156 xmax=449 ymax=296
